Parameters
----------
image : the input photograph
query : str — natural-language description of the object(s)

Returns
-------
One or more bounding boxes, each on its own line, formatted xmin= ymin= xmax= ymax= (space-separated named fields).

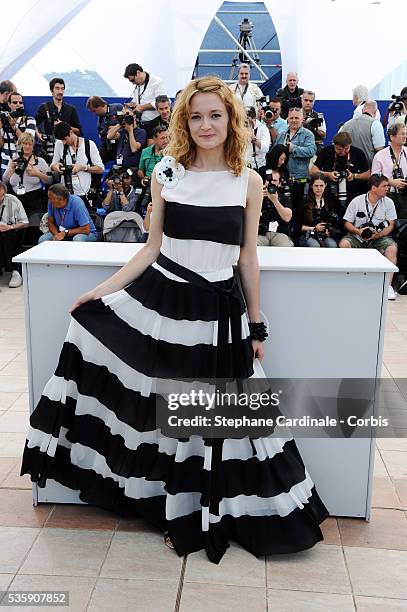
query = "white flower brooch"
xmin=155 ymin=156 xmax=185 ymax=188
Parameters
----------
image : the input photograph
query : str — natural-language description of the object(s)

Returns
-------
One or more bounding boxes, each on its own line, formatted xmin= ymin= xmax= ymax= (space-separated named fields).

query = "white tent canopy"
xmin=1 ymin=0 xmax=405 ymax=99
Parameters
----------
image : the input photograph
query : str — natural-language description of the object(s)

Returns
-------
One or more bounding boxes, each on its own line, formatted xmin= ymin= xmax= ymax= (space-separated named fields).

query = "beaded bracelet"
xmin=248 ymin=321 xmax=268 ymax=342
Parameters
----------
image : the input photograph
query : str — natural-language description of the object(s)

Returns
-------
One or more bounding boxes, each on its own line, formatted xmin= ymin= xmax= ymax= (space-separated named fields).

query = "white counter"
xmin=15 ymin=244 xmax=396 ymax=517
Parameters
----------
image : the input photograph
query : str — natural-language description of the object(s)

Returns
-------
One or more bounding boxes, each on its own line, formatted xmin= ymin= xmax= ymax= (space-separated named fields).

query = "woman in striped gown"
xmin=21 ymin=75 xmax=328 ymax=564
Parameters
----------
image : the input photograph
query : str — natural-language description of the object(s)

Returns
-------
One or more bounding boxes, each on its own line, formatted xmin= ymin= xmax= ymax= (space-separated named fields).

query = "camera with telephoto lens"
xmin=258 ymin=96 xmax=273 ymax=118
xmin=389 ymin=94 xmax=407 ymax=114
xmin=139 ymin=176 xmax=152 ymax=213
xmin=360 ymin=221 xmax=386 ymax=243
xmin=304 ymin=112 xmax=324 ymax=131
xmin=13 ymin=153 xmax=26 ymax=179
xmin=329 ymin=169 xmax=349 ymax=207
xmin=59 ymin=160 xmax=74 ymax=193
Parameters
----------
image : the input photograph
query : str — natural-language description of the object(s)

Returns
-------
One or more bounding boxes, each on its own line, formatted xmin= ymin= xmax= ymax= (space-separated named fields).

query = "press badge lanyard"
xmin=235 ymin=83 xmax=249 ymax=101
xmin=365 ymin=196 xmax=380 ymax=224
xmin=389 ymin=146 xmax=406 ymax=173
xmin=285 ymin=128 xmax=299 ymax=145
xmin=136 ymin=73 xmax=150 ymax=104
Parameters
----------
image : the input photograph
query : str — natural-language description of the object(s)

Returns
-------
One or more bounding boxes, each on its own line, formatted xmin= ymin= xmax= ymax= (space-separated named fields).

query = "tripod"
xmin=229 ymin=18 xmax=261 ymax=81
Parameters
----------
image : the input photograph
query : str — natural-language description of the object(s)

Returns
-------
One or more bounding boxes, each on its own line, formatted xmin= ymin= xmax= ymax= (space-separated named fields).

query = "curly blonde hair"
xmin=166 ymin=75 xmax=250 ymax=176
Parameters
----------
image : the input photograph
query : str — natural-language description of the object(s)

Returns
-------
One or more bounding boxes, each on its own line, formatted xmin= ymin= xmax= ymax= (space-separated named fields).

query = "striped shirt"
xmin=0 ymin=115 xmax=36 ymax=175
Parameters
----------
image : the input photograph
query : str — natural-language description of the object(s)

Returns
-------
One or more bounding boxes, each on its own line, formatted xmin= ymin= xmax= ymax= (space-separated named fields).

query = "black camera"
xmin=360 ymin=221 xmax=386 ymax=242
xmin=13 ymin=154 xmax=26 ymax=178
xmin=336 ymin=170 xmax=348 ymax=182
xmin=267 ymin=183 xmax=278 ymax=195
xmin=59 ymin=161 xmax=74 ymax=193
xmin=389 ymin=94 xmax=407 ymax=114
xmin=304 ymin=112 xmax=324 ymax=131
xmin=122 ymin=113 xmax=134 ymax=127
xmin=246 ymin=107 xmax=257 ymax=120
xmin=9 ymin=106 xmax=25 ymax=119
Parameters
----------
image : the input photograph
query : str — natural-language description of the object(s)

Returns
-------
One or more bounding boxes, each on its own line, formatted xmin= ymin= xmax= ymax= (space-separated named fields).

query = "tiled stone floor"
xmin=0 ymin=273 xmax=407 ymax=611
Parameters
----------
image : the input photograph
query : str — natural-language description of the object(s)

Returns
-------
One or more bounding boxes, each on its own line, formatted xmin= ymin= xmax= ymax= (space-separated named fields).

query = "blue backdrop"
xmin=22 ymin=96 xmax=392 ymax=149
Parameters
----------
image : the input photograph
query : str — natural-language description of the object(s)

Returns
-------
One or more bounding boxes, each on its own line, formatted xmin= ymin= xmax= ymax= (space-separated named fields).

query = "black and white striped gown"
xmin=21 ymin=167 xmax=328 ymax=564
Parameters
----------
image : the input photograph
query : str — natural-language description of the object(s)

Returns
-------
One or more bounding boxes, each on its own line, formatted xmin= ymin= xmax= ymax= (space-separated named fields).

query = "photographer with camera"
xmin=138 ymin=126 xmax=168 ymax=214
xmin=311 ymin=132 xmax=370 ymax=209
xmin=51 ymin=122 xmax=104 ymax=206
xmin=146 ymin=95 xmax=172 ymax=144
xmin=229 ymin=63 xmax=263 ymax=109
xmin=340 ymin=100 xmax=385 ymax=164
xmin=124 ymin=63 xmax=166 ymax=136
xmin=297 ymin=174 xmax=342 ymax=248
xmin=102 ymin=169 xmax=139 ymax=213
xmin=257 ymin=168 xmax=293 ymax=247
xmin=274 ymin=107 xmax=316 ymax=210
xmin=262 ymin=98 xmax=287 ymax=146
xmin=372 ymin=123 xmax=407 ymax=218
xmin=387 ymin=87 xmax=407 ymax=128
xmin=86 ymin=96 xmax=123 ymax=163
xmin=35 ymin=78 xmax=82 ymax=163
xmin=0 ymin=92 xmax=36 ymax=177
xmin=106 ymin=106 xmax=147 ymax=172
xmin=245 ymin=106 xmax=270 ymax=173
xmin=340 ymin=174 xmax=398 ymax=299
xmin=2 ymin=133 xmax=51 ymax=216
xmin=276 ymin=72 xmax=304 ymax=119
xmin=0 ymin=180 xmax=29 ymax=287
xmin=39 ymin=184 xmax=97 ymax=243
xmin=301 ymin=91 xmax=326 ymax=154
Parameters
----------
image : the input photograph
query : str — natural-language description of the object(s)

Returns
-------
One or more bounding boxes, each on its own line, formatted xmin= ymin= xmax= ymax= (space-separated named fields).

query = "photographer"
xmin=124 ymin=63 xmax=166 ymax=136
xmin=0 ymin=92 xmax=36 ymax=177
xmin=138 ymin=125 xmax=168 ymax=214
xmin=229 ymin=63 xmax=263 ymax=109
xmin=265 ymin=144 xmax=290 ymax=184
xmin=311 ymin=132 xmax=370 ymax=208
xmin=51 ymin=122 xmax=104 ymax=206
xmin=0 ymin=81 xmax=16 ymax=112
xmin=274 ymin=107 xmax=316 ymax=210
xmin=2 ymin=133 xmax=51 ymax=216
xmin=263 ymin=98 xmax=287 ymax=146
xmin=257 ymin=169 xmax=293 ymax=247
xmin=372 ymin=123 xmax=407 ymax=218
xmin=339 ymin=174 xmax=397 ymax=299
xmin=0 ymin=180 xmax=29 ymax=288
xmin=106 ymin=106 xmax=147 ymax=172
xmin=39 ymin=184 xmax=97 ymax=243
xmin=297 ymin=174 xmax=342 ymax=248
xmin=301 ymin=91 xmax=326 ymax=154
xmin=387 ymin=87 xmax=407 ymax=128
xmin=146 ymin=95 xmax=171 ymax=144
xmin=102 ymin=170 xmax=139 ymax=213
xmin=276 ymin=72 xmax=304 ymax=119
xmin=86 ymin=96 xmax=123 ymax=163
xmin=340 ymin=100 xmax=385 ymax=164
xmin=35 ymin=78 xmax=82 ymax=162
xmin=245 ymin=106 xmax=270 ymax=173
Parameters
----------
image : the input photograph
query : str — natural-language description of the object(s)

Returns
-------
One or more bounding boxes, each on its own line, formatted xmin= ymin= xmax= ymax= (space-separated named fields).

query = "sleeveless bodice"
xmin=159 ymin=168 xmax=249 ymax=279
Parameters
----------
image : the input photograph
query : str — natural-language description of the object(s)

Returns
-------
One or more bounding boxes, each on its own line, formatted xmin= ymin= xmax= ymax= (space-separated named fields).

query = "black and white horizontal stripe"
xmin=164 ymin=201 xmax=244 ymax=245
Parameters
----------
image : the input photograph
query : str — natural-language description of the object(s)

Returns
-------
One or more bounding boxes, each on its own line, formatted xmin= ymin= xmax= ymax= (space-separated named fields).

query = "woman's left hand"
xmin=252 ymin=340 xmax=264 ymax=360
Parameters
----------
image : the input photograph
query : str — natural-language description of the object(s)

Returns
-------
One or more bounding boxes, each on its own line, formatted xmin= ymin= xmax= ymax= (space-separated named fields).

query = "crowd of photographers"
xmin=0 ymin=65 xmax=406 ymax=297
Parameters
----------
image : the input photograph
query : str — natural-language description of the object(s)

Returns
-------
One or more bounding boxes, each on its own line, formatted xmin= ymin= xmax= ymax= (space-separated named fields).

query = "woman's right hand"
xmin=69 ymin=288 xmax=103 ymax=313
xmin=314 ymin=222 xmax=326 ymax=232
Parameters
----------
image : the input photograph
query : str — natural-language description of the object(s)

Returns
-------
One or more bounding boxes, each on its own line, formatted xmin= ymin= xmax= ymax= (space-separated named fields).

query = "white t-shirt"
xmin=131 ymin=74 xmax=166 ymax=122
xmin=245 ymin=120 xmax=271 ymax=169
xmin=343 ymin=193 xmax=397 ymax=242
xmin=52 ymin=139 xmax=104 ymax=195
xmin=229 ymin=82 xmax=263 ymax=109
xmin=353 ymin=102 xmax=381 ymax=121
